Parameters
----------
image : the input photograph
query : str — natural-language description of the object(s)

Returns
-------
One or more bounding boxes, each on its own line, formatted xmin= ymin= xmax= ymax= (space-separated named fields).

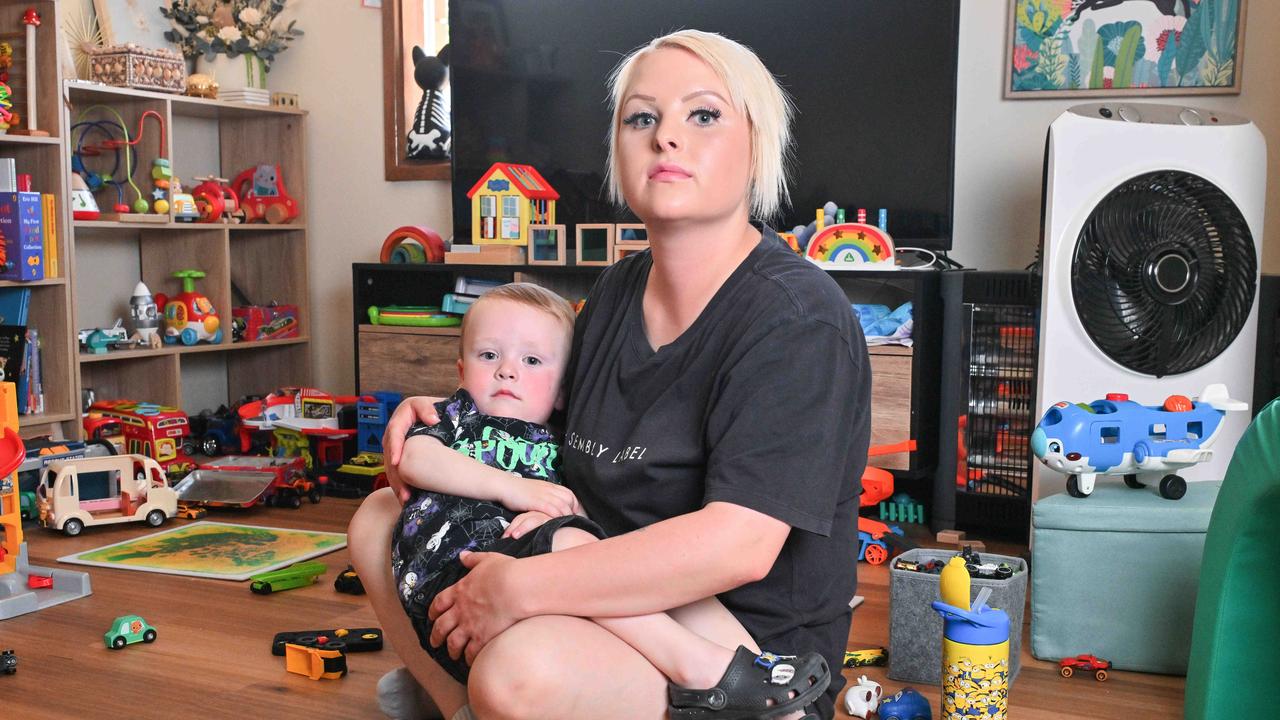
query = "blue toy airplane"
xmin=1031 ymin=384 xmax=1247 ymax=500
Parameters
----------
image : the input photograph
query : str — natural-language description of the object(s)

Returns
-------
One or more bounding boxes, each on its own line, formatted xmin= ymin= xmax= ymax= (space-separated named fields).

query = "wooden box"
xmin=89 ymin=45 xmax=187 ymax=94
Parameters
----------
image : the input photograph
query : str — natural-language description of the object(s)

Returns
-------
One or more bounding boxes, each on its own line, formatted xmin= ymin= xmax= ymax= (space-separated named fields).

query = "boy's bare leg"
xmin=546 ymin=529 xmax=809 ymax=719
xmin=350 ymin=488 xmax=469 ymax=719
xmin=469 ymin=614 xmax=670 ymax=720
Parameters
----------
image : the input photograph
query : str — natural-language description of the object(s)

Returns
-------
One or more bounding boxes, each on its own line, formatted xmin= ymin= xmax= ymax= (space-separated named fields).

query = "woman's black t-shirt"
xmin=561 ymin=228 xmax=871 ymax=717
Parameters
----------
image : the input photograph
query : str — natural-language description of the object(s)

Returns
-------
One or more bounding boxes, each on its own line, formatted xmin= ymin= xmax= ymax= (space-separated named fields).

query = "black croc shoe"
xmin=667 ymin=646 xmax=831 ymax=719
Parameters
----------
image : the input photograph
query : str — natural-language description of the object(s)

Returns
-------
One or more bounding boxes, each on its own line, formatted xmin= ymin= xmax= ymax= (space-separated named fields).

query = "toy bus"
xmin=84 ymin=400 xmax=197 ymax=479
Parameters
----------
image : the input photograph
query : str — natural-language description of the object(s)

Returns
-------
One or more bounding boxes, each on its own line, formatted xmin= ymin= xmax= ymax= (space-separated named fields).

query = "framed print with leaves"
xmin=1006 ymin=0 xmax=1246 ymax=99
xmin=383 ymin=0 xmax=451 ymax=181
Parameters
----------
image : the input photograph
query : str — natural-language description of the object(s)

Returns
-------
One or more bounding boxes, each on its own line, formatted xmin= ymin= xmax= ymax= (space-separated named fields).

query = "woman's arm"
xmin=400 ymin=436 xmax=581 ymax=518
xmin=428 ymin=500 xmax=789 ymax=661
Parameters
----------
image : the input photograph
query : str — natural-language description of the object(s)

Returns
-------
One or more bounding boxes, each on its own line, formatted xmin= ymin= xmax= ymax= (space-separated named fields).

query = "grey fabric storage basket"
xmin=887 ymin=548 xmax=1028 ymax=686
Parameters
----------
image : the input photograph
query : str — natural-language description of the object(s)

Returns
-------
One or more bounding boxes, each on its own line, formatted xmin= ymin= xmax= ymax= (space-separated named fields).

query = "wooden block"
xmin=575 ymin=224 xmax=614 ymax=266
xmin=936 ymin=530 xmax=967 ymax=544
xmin=527 ymin=224 xmax=566 ymax=266
xmin=613 ymin=241 xmax=649 ymax=263
xmin=614 ymin=223 xmax=648 ymax=244
xmin=445 ymin=246 xmax=527 ymax=265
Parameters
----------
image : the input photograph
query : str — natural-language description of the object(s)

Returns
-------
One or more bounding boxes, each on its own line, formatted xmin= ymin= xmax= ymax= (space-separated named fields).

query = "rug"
xmin=57 ymin=521 xmax=347 ymax=581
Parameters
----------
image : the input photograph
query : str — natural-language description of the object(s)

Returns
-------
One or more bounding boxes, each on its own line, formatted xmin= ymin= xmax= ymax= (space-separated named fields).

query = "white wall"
xmin=953 ymin=0 xmax=1280 ymax=271
xmin=268 ymin=3 xmax=453 ymax=393
xmin=279 ymin=2 xmax=1280 ymax=393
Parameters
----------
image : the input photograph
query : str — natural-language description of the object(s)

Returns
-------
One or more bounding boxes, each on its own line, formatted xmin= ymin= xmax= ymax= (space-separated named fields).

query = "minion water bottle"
xmin=931 ymin=556 xmax=1010 ymax=719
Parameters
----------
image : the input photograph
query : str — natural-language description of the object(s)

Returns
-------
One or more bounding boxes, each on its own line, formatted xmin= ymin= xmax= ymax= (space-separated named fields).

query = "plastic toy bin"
xmin=887 ymin=548 xmax=1028 ymax=685
xmin=1031 ymin=480 xmax=1220 ymax=674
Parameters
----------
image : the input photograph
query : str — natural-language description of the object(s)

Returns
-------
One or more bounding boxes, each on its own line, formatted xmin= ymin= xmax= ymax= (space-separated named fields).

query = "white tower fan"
xmin=1034 ymin=102 xmax=1266 ymax=500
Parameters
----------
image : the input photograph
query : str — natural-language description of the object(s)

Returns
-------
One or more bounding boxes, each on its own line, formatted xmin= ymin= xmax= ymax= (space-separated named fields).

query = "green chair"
xmin=1185 ymin=399 xmax=1280 ymax=719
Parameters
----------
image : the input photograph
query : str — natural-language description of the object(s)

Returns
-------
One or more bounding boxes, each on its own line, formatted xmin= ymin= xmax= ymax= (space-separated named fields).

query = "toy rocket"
xmin=130 ymin=281 xmax=159 ymax=341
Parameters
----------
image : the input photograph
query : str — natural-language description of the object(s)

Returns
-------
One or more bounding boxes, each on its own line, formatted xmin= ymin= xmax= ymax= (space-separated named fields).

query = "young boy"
xmin=391 ymin=283 xmax=828 ymax=719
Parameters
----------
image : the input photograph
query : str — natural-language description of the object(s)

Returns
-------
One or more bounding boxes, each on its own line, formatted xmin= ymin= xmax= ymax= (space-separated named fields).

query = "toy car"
xmin=326 ymin=451 xmax=390 ymax=498
xmin=189 ymin=405 xmax=240 ymax=456
xmin=878 ymin=687 xmax=932 ymax=720
xmin=104 ymin=614 xmax=157 ymax=649
xmin=250 ymin=560 xmax=327 ymax=594
xmin=334 ymin=565 xmax=365 ymax=595
xmin=957 ymin=546 xmax=1014 ymax=580
xmin=893 ymin=558 xmax=943 ymax=574
xmin=843 ymin=647 xmax=888 ymax=668
xmin=284 ymin=642 xmax=346 ymax=680
xmin=1 ymin=649 xmax=15 ymax=675
xmin=175 ymin=502 xmax=207 ymax=520
xmin=1059 ymin=653 xmax=1111 ymax=681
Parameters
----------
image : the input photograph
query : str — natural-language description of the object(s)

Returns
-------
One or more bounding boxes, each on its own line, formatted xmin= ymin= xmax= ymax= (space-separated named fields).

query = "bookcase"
xmin=1 ymin=0 xmax=311 ymax=441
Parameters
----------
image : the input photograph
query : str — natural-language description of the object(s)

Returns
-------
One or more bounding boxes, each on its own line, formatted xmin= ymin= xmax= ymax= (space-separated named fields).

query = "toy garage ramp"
xmin=0 ymin=384 xmax=93 ymax=620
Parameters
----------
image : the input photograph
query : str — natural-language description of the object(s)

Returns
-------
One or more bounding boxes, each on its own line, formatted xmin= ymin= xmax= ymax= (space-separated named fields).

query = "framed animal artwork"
xmin=383 ymin=0 xmax=451 ymax=181
xmin=1006 ymin=0 xmax=1246 ymax=98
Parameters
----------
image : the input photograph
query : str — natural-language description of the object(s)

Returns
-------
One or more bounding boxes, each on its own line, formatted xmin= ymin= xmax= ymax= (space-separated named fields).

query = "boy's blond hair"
xmin=459 ymin=283 xmax=576 ymax=356
xmin=605 ymin=29 xmax=795 ymax=222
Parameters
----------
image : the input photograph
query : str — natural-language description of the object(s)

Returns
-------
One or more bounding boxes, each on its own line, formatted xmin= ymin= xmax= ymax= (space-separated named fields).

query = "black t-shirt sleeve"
xmin=702 ymin=317 xmax=866 ymax=537
xmin=405 ymin=391 xmax=465 ymax=445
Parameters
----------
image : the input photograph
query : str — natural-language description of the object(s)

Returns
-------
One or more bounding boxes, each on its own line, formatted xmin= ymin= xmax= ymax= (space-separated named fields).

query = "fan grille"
xmin=1071 ymin=170 xmax=1256 ymax=377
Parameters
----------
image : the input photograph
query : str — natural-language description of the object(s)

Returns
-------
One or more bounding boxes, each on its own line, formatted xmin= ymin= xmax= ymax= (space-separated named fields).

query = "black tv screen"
xmin=449 ymin=0 xmax=959 ymax=250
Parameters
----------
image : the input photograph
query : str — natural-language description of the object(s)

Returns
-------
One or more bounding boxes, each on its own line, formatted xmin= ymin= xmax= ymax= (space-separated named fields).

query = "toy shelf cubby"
xmin=51 ymin=74 xmax=312 ymax=430
xmin=1 ymin=0 xmax=78 ymax=437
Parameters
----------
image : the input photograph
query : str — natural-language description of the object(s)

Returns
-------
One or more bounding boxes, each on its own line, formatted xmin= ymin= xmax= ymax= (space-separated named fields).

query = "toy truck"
xmin=36 ymin=454 xmax=176 ymax=536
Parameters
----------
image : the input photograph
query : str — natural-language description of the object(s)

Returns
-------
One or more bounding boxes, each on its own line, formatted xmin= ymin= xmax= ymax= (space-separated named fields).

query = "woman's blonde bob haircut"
xmin=605 ymin=30 xmax=795 ymax=222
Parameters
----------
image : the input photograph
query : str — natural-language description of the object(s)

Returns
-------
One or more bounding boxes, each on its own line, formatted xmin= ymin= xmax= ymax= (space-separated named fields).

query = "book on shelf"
xmin=0 ymin=191 xmax=45 ymax=281
xmin=23 ymin=328 xmax=42 ymax=415
xmin=0 ymin=158 xmax=15 ymax=193
xmin=41 ymin=193 xmax=58 ymax=278
xmin=0 ymin=324 xmax=28 ymax=412
xmin=0 ymin=286 xmax=31 ymax=325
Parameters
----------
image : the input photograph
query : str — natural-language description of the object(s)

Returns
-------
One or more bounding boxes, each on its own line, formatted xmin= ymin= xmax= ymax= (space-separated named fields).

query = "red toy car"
xmin=27 ymin=574 xmax=53 ymax=589
xmin=1059 ymin=654 xmax=1111 ymax=681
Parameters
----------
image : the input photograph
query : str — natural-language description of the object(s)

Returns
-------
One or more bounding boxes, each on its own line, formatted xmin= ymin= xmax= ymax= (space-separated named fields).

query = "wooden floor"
xmin=1 ymin=498 xmax=1184 ymax=719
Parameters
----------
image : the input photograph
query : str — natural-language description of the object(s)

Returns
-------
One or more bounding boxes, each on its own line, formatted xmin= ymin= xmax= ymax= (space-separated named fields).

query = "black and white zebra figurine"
xmin=406 ymin=45 xmax=452 ymax=161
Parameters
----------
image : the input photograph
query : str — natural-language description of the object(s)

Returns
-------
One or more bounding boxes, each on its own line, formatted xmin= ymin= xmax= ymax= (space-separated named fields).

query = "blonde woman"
xmin=351 ymin=29 xmax=870 ymax=720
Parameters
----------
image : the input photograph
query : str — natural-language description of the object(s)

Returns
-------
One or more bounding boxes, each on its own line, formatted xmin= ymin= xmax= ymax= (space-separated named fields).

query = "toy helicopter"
xmin=1031 ymin=383 xmax=1247 ymax=500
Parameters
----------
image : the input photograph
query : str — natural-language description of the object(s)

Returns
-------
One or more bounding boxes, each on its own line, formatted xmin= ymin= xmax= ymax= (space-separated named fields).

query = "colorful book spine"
xmin=41 ymin=193 xmax=58 ymax=278
xmin=0 ymin=191 xmax=45 ymax=281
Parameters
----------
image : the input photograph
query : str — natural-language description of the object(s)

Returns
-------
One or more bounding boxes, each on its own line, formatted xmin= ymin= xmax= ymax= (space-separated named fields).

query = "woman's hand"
xmin=383 ymin=396 xmax=445 ymax=503
xmin=499 ymin=478 xmax=581 ymax=518
xmin=503 ymin=510 xmax=552 ymax=539
xmin=428 ymin=551 xmax=521 ymax=665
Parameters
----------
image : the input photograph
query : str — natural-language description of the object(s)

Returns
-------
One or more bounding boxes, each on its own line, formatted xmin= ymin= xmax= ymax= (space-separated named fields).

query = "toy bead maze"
xmin=0 ymin=383 xmax=92 ymax=620
xmin=805 ymin=222 xmax=896 ymax=269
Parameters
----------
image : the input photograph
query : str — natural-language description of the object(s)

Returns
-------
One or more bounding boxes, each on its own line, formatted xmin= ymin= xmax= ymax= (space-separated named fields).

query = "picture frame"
xmin=527 ymin=224 xmax=567 ymax=266
xmin=92 ymin=0 xmax=175 ymax=51
xmin=575 ymin=224 xmax=615 ymax=267
xmin=1005 ymin=0 xmax=1246 ymax=99
xmin=383 ymin=0 xmax=451 ymax=181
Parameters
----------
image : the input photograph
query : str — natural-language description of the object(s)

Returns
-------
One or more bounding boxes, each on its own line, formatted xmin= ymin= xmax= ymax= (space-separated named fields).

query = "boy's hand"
xmin=384 ymin=396 xmax=445 ymax=469
xmin=499 ymin=478 xmax=580 ymax=519
xmin=503 ymin=511 xmax=552 ymax=539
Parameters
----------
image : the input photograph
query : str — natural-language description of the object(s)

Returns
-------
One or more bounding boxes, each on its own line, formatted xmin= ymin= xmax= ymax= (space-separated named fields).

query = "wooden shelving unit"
xmin=1 ymin=0 xmax=311 ymax=439
xmin=351 ymin=262 xmax=943 ymax=479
